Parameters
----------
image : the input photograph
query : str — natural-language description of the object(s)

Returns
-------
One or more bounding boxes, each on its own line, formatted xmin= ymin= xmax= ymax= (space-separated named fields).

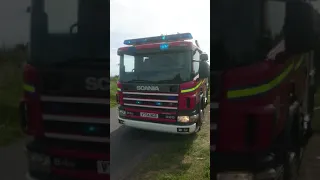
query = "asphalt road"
xmin=110 ymin=107 xmax=186 ymax=180
xmin=0 ymin=138 xmax=29 ymax=180
xmin=0 ymin=107 xmax=201 ymax=180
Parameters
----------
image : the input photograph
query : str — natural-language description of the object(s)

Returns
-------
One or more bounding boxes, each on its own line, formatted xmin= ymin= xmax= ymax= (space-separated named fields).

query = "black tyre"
xmin=283 ymin=105 xmax=304 ymax=180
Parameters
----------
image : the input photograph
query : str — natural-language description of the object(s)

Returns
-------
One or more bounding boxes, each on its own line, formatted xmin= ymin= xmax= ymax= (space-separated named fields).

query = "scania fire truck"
xmin=211 ymin=0 xmax=317 ymax=179
xmin=116 ymin=33 xmax=210 ymax=134
xmin=21 ymin=0 xmax=109 ymax=180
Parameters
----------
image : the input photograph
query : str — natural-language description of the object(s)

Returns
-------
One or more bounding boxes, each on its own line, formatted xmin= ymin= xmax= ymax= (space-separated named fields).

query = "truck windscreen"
xmin=212 ymin=0 xmax=264 ymax=68
xmin=29 ymin=0 xmax=109 ymax=64
xmin=119 ymin=51 xmax=192 ymax=84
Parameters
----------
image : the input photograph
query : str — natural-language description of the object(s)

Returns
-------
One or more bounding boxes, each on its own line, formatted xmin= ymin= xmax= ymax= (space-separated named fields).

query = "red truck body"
xmin=116 ymin=33 xmax=210 ymax=134
xmin=21 ymin=0 xmax=110 ymax=179
xmin=211 ymin=0 xmax=316 ymax=179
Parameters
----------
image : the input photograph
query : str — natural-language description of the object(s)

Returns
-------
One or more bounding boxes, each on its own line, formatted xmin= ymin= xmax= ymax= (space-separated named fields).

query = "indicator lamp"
xmin=160 ymin=43 xmax=169 ymax=50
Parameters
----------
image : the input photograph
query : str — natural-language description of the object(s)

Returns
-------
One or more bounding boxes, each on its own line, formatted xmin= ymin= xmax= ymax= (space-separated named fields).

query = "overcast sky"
xmin=3 ymin=0 xmax=320 ymax=75
xmin=0 ymin=0 xmax=30 ymax=46
xmin=110 ymin=0 xmax=210 ymax=76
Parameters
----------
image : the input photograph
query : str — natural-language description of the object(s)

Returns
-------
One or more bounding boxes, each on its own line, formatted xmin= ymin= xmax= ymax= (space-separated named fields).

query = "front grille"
xmin=40 ymin=95 xmax=109 ymax=143
xmin=123 ymin=99 xmax=177 ymax=108
xmin=210 ymin=71 xmax=222 ymax=152
xmin=211 ymin=102 xmax=219 ymax=152
xmin=122 ymin=92 xmax=179 ymax=110
xmin=44 ymin=121 xmax=109 ymax=137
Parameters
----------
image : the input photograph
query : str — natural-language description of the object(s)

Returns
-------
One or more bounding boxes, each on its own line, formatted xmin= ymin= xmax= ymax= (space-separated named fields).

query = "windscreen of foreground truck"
xmin=117 ymin=33 xmax=210 ymax=134
xmin=212 ymin=0 xmax=280 ymax=68
xmin=30 ymin=0 xmax=109 ymax=64
xmin=120 ymin=51 xmax=192 ymax=84
xmin=22 ymin=0 xmax=110 ymax=180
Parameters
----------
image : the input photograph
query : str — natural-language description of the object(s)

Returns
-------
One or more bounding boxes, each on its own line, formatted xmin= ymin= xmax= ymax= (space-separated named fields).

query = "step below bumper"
xmin=118 ymin=117 xmax=197 ymax=134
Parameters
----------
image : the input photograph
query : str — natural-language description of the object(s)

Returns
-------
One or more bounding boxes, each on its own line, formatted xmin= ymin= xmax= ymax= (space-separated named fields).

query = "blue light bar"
xmin=123 ymin=33 xmax=193 ymax=45
xmin=160 ymin=43 xmax=169 ymax=50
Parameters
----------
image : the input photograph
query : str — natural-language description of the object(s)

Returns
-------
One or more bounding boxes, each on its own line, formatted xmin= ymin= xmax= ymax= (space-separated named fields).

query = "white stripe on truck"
xmin=41 ymin=96 xmax=109 ymax=104
xmin=42 ymin=114 xmax=109 ymax=124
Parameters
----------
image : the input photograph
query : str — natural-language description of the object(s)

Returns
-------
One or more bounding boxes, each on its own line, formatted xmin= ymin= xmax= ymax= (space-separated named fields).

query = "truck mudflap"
xmin=25 ymin=139 xmax=109 ymax=180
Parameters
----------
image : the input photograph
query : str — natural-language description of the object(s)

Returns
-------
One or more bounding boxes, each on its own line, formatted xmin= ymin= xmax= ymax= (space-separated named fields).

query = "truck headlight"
xmin=119 ymin=110 xmax=126 ymax=116
xmin=177 ymin=114 xmax=199 ymax=123
xmin=26 ymin=152 xmax=51 ymax=173
xmin=217 ymin=172 xmax=254 ymax=180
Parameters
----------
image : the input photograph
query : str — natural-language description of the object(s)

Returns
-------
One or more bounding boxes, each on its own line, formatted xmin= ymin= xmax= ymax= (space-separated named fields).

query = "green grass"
xmin=110 ymin=76 xmax=118 ymax=108
xmin=0 ymin=48 xmax=26 ymax=146
xmin=130 ymin=109 xmax=210 ymax=180
xmin=0 ymin=105 xmax=24 ymax=146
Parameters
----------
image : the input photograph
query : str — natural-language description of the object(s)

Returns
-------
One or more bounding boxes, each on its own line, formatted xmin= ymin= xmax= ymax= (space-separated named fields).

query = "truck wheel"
xmin=194 ymin=106 xmax=205 ymax=133
xmin=283 ymin=152 xmax=299 ymax=180
xmin=283 ymin=104 xmax=303 ymax=180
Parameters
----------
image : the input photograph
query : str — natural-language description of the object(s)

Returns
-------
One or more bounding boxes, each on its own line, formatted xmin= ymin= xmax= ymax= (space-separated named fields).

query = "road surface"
xmin=1 ymin=107 xmax=320 ymax=180
xmin=0 ymin=107 xmax=209 ymax=180
xmin=0 ymin=138 xmax=29 ymax=180
xmin=110 ymin=107 xmax=210 ymax=180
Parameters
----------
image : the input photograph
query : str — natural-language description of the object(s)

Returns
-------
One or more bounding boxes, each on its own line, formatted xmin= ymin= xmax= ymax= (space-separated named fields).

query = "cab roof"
xmin=117 ymin=33 xmax=202 ymax=54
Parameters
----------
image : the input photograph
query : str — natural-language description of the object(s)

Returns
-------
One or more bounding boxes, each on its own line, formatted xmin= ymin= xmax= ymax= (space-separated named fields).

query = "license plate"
xmin=140 ymin=112 xmax=158 ymax=118
xmin=97 ymin=160 xmax=109 ymax=174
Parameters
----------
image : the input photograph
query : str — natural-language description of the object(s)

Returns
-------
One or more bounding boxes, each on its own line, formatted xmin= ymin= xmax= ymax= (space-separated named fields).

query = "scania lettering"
xmin=20 ymin=1 xmax=110 ymax=180
xmin=116 ymin=33 xmax=210 ymax=134
xmin=211 ymin=0 xmax=317 ymax=179
xmin=85 ymin=77 xmax=109 ymax=91
xmin=136 ymin=86 xmax=160 ymax=91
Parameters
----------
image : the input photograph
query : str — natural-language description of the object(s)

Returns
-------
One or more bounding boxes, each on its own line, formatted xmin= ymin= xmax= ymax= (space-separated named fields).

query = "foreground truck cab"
xmin=116 ymin=33 xmax=210 ymax=134
xmin=21 ymin=0 xmax=109 ymax=179
xmin=212 ymin=0 xmax=317 ymax=179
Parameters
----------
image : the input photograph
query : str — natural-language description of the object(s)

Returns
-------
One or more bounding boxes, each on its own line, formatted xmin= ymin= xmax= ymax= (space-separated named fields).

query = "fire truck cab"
xmin=21 ymin=0 xmax=109 ymax=180
xmin=116 ymin=33 xmax=210 ymax=134
xmin=212 ymin=0 xmax=317 ymax=179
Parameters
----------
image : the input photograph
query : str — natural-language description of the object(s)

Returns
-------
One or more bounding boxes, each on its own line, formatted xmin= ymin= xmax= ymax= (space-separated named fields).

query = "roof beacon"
xmin=123 ymin=33 xmax=193 ymax=45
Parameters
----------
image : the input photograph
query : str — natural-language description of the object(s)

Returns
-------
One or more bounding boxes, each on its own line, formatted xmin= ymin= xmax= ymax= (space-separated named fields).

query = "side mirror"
xmin=199 ymin=61 xmax=209 ymax=78
xmin=200 ymin=53 xmax=208 ymax=61
xmin=284 ymin=1 xmax=315 ymax=53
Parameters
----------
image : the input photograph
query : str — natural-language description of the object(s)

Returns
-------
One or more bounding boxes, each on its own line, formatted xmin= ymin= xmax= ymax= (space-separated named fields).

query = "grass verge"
xmin=0 ymin=50 xmax=25 ymax=146
xmin=130 ymin=108 xmax=210 ymax=180
xmin=0 ymin=105 xmax=24 ymax=146
xmin=110 ymin=76 xmax=118 ymax=108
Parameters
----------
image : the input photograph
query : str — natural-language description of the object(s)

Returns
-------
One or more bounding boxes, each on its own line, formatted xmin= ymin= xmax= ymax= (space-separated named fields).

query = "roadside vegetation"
xmin=110 ymin=76 xmax=118 ymax=108
xmin=0 ymin=45 xmax=26 ymax=146
xmin=130 ymin=107 xmax=210 ymax=180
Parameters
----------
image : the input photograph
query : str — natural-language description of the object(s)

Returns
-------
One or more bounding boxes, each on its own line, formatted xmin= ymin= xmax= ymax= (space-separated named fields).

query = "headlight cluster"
xmin=26 ymin=151 xmax=51 ymax=173
xmin=177 ymin=114 xmax=199 ymax=123
xmin=119 ymin=110 xmax=127 ymax=116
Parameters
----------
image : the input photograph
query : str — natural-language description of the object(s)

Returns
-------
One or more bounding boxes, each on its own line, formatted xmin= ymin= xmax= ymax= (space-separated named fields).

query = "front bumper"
xmin=25 ymin=139 xmax=109 ymax=180
xmin=118 ymin=117 xmax=197 ymax=134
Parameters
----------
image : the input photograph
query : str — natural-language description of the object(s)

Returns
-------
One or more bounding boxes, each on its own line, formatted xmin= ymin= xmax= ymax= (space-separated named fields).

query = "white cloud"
xmin=110 ymin=0 xmax=210 ymax=76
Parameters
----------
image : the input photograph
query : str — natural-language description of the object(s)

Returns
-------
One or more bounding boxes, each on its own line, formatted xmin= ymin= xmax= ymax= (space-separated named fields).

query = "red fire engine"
xmin=116 ymin=33 xmax=210 ymax=134
xmin=21 ymin=0 xmax=109 ymax=179
xmin=211 ymin=0 xmax=317 ymax=179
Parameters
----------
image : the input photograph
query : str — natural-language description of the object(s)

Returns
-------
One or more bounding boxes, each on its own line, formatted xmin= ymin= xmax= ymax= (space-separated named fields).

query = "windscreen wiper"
xmin=52 ymin=57 xmax=108 ymax=66
xmin=126 ymin=79 xmax=154 ymax=83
